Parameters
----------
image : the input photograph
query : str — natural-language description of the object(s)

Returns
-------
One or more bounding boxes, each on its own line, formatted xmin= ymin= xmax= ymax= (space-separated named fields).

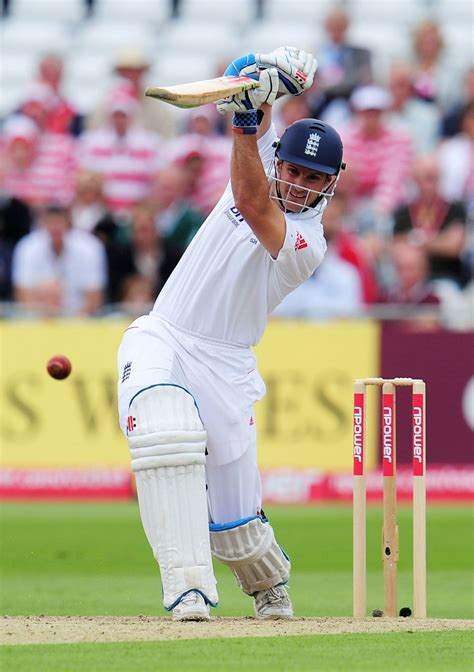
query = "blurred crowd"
xmin=0 ymin=4 xmax=473 ymax=330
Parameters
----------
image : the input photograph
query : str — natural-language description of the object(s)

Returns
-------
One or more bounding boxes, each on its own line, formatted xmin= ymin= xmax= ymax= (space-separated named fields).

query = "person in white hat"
xmin=78 ymin=82 xmax=164 ymax=215
xmin=86 ymin=47 xmax=176 ymax=137
xmin=341 ymin=84 xmax=414 ymax=235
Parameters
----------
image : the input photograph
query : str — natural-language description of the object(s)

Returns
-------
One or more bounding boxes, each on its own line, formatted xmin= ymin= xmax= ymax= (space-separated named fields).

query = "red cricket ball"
xmin=46 ymin=355 xmax=72 ymax=380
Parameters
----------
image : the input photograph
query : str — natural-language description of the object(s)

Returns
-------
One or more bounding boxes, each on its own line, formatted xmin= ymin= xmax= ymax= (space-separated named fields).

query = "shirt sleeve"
xmin=269 ymin=213 xmax=327 ymax=303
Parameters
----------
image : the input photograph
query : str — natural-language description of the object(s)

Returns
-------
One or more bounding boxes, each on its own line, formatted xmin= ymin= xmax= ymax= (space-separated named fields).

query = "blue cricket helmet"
xmin=274 ymin=118 xmax=345 ymax=175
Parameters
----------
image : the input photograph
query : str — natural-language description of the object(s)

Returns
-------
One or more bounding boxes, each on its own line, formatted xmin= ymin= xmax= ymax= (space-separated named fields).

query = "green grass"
xmin=1 ymin=503 xmax=473 ymax=671
xmin=2 ymin=632 xmax=474 ymax=672
xmin=0 ymin=503 xmax=473 ymax=618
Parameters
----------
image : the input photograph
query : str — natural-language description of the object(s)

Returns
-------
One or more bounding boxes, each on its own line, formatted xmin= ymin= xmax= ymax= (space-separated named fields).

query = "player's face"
xmin=275 ymin=161 xmax=333 ymax=213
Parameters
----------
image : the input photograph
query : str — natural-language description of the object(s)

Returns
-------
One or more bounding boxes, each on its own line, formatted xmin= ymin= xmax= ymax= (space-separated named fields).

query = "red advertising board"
xmin=381 ymin=327 xmax=474 ymax=466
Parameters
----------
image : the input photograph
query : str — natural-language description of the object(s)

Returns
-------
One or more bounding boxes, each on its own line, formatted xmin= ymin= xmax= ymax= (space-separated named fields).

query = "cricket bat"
xmin=145 ymin=75 xmax=260 ymax=109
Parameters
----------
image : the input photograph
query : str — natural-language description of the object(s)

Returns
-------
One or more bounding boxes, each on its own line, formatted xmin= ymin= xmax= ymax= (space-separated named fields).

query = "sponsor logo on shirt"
xmin=121 ymin=361 xmax=132 ymax=383
xmin=224 ymin=205 xmax=246 ymax=227
xmin=295 ymin=232 xmax=308 ymax=250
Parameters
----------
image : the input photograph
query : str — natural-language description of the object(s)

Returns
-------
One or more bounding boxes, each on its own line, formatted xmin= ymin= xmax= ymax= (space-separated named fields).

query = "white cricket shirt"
xmin=151 ymin=124 xmax=327 ymax=346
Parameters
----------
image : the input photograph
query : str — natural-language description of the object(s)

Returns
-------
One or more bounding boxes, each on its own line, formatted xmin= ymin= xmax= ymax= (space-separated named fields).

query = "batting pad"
xmin=209 ymin=516 xmax=290 ymax=595
xmin=127 ymin=384 xmax=218 ymax=609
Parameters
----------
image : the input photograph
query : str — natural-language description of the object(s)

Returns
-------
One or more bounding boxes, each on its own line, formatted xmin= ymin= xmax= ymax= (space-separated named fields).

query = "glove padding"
xmin=257 ymin=46 xmax=317 ymax=96
xmin=216 ymin=67 xmax=279 ymax=114
xmin=221 ymin=47 xmax=317 ymax=97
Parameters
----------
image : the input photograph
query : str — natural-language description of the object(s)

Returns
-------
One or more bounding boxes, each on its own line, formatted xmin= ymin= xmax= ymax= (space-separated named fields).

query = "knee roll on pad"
xmin=128 ymin=384 xmax=218 ymax=609
xmin=128 ymin=383 xmax=207 ymax=470
xmin=209 ymin=516 xmax=290 ymax=595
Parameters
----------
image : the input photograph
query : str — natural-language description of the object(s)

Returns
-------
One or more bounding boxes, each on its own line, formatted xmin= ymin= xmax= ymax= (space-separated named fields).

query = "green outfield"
xmin=1 ymin=502 xmax=473 ymax=671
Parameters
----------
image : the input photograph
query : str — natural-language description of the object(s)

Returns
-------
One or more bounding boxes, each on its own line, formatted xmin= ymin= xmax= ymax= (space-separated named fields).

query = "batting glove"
xmin=216 ymin=67 xmax=279 ymax=114
xmin=221 ymin=47 xmax=317 ymax=97
xmin=255 ymin=46 xmax=317 ymax=96
xmin=222 ymin=53 xmax=261 ymax=80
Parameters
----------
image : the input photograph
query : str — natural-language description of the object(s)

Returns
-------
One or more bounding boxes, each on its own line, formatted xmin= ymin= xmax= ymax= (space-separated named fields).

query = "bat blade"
xmin=145 ymin=75 xmax=260 ymax=108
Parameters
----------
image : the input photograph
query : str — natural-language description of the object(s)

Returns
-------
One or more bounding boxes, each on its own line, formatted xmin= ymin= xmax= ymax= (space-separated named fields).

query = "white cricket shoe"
xmin=254 ymin=586 xmax=294 ymax=620
xmin=172 ymin=591 xmax=210 ymax=622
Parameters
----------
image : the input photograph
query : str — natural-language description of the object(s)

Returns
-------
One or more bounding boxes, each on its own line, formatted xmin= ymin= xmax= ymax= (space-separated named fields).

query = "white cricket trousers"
xmin=117 ymin=315 xmax=266 ymax=524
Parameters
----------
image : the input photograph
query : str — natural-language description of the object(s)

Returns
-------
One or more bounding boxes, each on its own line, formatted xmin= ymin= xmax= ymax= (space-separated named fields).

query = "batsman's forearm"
xmin=231 ymin=135 xmax=270 ymax=218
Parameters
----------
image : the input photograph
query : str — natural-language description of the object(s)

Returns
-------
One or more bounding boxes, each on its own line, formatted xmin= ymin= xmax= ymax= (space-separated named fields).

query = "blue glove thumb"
xmin=224 ymin=53 xmax=259 ymax=80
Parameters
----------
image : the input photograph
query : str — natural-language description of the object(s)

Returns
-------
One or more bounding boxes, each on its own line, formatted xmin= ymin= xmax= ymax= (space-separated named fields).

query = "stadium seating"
xmin=158 ymin=19 xmax=241 ymax=58
xmin=179 ymin=0 xmax=256 ymax=26
xmin=150 ymin=54 xmax=217 ymax=85
xmin=436 ymin=0 xmax=473 ymax=23
xmin=0 ymin=19 xmax=72 ymax=54
xmin=350 ymin=0 xmax=429 ymax=27
xmin=94 ymin=0 xmax=170 ymax=25
xmin=73 ymin=21 xmax=156 ymax=56
xmin=10 ymin=0 xmax=85 ymax=24
xmin=0 ymin=0 xmax=472 ymax=119
xmin=348 ymin=22 xmax=412 ymax=56
xmin=241 ymin=21 xmax=320 ymax=55
xmin=258 ymin=0 xmax=333 ymax=23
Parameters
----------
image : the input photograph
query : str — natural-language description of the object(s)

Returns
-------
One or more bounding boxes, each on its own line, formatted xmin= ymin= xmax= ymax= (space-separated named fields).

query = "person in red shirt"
xmin=35 ymin=53 xmax=82 ymax=136
xmin=392 ymin=154 xmax=467 ymax=287
xmin=325 ymin=190 xmax=379 ymax=304
xmin=78 ymin=82 xmax=163 ymax=215
xmin=342 ymin=85 xmax=414 ymax=232
xmin=0 ymin=111 xmax=76 ymax=208
xmin=379 ymin=239 xmax=441 ymax=332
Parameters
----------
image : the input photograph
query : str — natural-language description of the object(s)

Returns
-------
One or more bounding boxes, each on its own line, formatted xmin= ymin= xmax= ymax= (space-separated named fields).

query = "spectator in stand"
xmin=167 ymin=107 xmax=231 ymax=215
xmin=272 ymin=191 xmax=365 ymax=321
xmin=185 ymin=105 xmax=222 ymax=137
xmin=341 ymin=85 xmax=414 ymax=235
xmin=120 ymin=273 xmax=154 ymax=306
xmin=437 ymin=102 xmax=474 ymax=208
xmin=11 ymin=204 xmax=107 ymax=316
xmin=71 ymin=171 xmax=119 ymax=235
xmin=273 ymin=95 xmax=312 ymax=136
xmin=381 ymin=240 xmax=442 ymax=330
xmin=392 ymin=154 xmax=467 ymax=289
xmin=442 ymin=67 xmax=474 ymax=138
xmin=410 ymin=19 xmax=461 ymax=112
xmin=316 ymin=6 xmax=372 ymax=124
xmin=111 ymin=273 xmax=155 ymax=318
xmin=104 ymin=201 xmax=169 ymax=304
xmin=323 ymin=190 xmax=379 ymax=305
xmin=78 ymin=82 xmax=163 ymax=216
xmin=0 ymin=110 xmax=76 ymax=209
xmin=387 ymin=61 xmax=441 ymax=155
xmin=87 ymin=48 xmax=176 ymax=138
xmin=0 ymin=116 xmax=38 ymax=201
xmin=34 ymin=53 xmax=82 ymax=136
xmin=271 ymin=249 xmax=364 ymax=321
xmin=153 ymin=165 xmax=205 ymax=272
xmin=0 ymin=195 xmax=32 ymax=300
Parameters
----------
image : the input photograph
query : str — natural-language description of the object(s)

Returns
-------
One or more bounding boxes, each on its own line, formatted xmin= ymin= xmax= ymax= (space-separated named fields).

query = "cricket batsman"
xmin=117 ymin=46 xmax=345 ymax=620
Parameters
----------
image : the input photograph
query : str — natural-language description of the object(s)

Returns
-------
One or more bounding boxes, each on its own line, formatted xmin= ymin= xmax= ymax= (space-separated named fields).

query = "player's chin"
xmin=284 ymin=199 xmax=307 ymax=214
